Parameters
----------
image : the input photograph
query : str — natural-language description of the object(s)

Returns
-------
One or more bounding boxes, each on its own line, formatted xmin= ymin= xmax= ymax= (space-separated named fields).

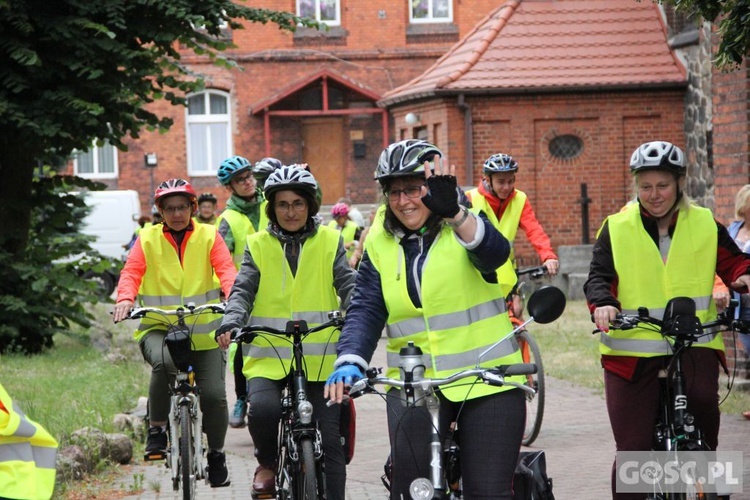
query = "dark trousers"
xmin=604 ymin=349 xmax=720 ymax=500
xmin=247 ymin=377 xmax=346 ymax=500
xmin=386 ymin=388 xmax=525 ymax=500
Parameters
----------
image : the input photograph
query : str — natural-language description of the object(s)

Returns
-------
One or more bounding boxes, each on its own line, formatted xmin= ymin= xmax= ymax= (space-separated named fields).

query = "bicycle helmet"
xmin=264 ymin=164 xmax=319 ymax=213
xmin=375 ymin=139 xmax=442 ymax=185
xmin=154 ymin=178 xmax=197 ymax=205
xmin=253 ymin=157 xmax=283 ymax=180
xmin=629 ymin=141 xmax=686 ymax=176
xmin=483 ymin=153 xmax=518 ymax=174
xmin=217 ymin=155 xmax=253 ymax=185
xmin=197 ymin=192 xmax=217 ymax=204
xmin=331 ymin=202 xmax=350 ymax=219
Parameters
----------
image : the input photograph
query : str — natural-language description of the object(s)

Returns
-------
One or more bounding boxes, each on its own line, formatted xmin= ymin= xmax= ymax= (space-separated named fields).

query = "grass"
xmin=527 ymin=299 xmax=750 ymax=416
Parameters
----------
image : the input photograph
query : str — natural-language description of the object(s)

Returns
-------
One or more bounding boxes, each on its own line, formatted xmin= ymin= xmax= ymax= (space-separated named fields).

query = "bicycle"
xmin=123 ymin=302 xmax=226 ymax=500
xmin=232 ymin=310 xmax=346 ymax=500
xmin=349 ymin=285 xmax=566 ymax=500
xmin=600 ymin=296 xmax=749 ymax=500
xmin=513 ymin=265 xmax=550 ymax=446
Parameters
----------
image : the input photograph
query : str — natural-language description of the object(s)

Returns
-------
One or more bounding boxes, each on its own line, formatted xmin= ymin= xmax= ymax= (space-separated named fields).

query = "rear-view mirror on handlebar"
xmin=526 ymin=286 xmax=566 ymax=324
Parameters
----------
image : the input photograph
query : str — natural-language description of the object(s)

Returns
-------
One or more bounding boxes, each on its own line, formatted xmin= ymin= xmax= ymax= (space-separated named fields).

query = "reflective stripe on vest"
xmin=216 ymin=203 xmax=269 ymax=268
xmin=242 ymin=227 xmax=341 ymax=382
xmin=134 ymin=224 xmax=223 ymax=350
xmin=0 ymin=383 xmax=58 ymax=500
xmin=604 ymin=204 xmax=723 ymax=356
xmin=466 ymin=188 xmax=525 ymax=297
xmin=367 ymin=226 xmax=523 ymax=402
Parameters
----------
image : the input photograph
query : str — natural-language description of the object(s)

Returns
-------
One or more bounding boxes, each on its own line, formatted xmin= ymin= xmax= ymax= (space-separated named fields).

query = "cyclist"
xmin=466 ymin=153 xmax=559 ymax=316
xmin=215 ymin=155 xmax=269 ymax=429
xmin=216 ymin=165 xmax=356 ymax=500
xmin=195 ymin=192 xmax=218 ymax=225
xmin=112 ymin=178 xmax=236 ymax=488
xmin=325 ymin=139 xmax=526 ymax=499
xmin=583 ymin=141 xmax=750 ymax=500
xmin=252 ymin=157 xmax=282 ymax=191
xmin=328 ymin=202 xmax=361 ymax=263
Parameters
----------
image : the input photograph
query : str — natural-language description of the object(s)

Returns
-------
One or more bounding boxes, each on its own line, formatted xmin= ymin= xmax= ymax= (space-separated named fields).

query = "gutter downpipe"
xmin=457 ymin=93 xmax=473 ymax=187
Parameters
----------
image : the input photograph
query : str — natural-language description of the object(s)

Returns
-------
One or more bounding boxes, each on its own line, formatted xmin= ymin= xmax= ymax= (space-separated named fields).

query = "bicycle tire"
xmin=179 ymin=403 xmax=195 ymax=500
xmin=517 ymin=330 xmax=545 ymax=446
xmin=296 ymin=436 xmax=319 ymax=500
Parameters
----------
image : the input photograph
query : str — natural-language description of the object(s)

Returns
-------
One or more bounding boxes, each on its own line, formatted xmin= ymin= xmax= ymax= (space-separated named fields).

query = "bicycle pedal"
xmin=143 ymin=450 xmax=167 ymax=461
xmin=250 ymin=491 xmax=276 ymax=500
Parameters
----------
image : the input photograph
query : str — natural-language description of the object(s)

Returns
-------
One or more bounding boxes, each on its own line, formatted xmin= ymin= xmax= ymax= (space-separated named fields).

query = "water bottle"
xmin=399 ymin=341 xmax=426 ymax=406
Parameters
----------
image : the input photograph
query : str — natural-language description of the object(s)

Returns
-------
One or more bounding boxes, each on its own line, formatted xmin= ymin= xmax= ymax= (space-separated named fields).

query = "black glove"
xmin=214 ymin=324 xmax=236 ymax=340
xmin=421 ymin=174 xmax=461 ymax=218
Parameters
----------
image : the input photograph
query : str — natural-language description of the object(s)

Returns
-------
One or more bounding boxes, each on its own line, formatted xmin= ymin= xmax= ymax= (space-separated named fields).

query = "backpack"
xmin=513 ymin=450 xmax=555 ymax=500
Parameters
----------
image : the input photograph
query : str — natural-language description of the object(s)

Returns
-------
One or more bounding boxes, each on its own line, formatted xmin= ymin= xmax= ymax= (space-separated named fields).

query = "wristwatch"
xmin=445 ymin=207 xmax=470 ymax=229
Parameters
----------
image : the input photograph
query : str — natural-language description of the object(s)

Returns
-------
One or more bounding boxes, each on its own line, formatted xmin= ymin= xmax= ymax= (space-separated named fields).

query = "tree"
xmin=654 ymin=0 xmax=750 ymax=68
xmin=0 ymin=0 xmax=316 ymax=352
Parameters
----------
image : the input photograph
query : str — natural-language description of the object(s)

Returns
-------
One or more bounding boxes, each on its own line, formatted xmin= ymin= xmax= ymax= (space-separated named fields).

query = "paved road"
xmin=121 ymin=338 xmax=750 ymax=499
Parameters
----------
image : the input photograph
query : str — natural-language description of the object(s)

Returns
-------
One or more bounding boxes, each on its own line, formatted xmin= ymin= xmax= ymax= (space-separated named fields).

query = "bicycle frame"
xmin=233 ymin=311 xmax=344 ymax=500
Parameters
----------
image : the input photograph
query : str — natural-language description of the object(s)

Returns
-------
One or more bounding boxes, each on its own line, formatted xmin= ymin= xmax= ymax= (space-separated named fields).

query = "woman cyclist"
xmin=325 ymin=139 xmax=526 ymax=499
xmin=216 ymin=165 xmax=357 ymax=500
xmin=584 ymin=141 xmax=750 ymax=500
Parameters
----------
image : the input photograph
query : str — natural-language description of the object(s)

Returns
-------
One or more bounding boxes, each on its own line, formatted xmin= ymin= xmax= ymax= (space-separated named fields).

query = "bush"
xmin=0 ymin=174 xmax=119 ymax=354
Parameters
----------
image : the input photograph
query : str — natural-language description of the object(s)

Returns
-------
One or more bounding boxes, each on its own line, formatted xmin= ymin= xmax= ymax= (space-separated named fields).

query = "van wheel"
xmin=83 ymin=271 xmax=115 ymax=298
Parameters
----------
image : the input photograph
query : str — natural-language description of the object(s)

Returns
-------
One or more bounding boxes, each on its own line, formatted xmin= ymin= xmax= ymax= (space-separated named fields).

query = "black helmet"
xmin=483 ymin=153 xmax=518 ymax=174
xmin=264 ymin=165 xmax=320 ymax=216
xmin=198 ymin=192 xmax=217 ymax=204
xmin=253 ymin=157 xmax=283 ymax=180
xmin=629 ymin=141 xmax=686 ymax=175
xmin=374 ymin=139 xmax=442 ymax=185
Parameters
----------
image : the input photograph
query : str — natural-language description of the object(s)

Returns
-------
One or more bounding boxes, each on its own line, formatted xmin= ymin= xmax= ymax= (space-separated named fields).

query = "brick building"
xmin=63 ymin=0 xmax=750 ymax=267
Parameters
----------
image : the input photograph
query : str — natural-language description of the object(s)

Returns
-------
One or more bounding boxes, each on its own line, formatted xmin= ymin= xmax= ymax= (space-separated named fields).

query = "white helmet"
xmin=629 ymin=141 xmax=685 ymax=175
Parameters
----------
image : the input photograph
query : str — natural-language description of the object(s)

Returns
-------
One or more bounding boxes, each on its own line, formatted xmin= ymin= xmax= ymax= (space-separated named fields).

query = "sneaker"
xmin=144 ymin=426 xmax=167 ymax=461
xmin=207 ymin=450 xmax=231 ymax=487
xmin=229 ymin=397 xmax=247 ymax=428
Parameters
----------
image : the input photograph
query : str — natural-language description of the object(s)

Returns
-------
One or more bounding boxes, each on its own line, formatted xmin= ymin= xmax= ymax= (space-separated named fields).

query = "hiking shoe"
xmin=143 ymin=426 xmax=167 ymax=461
xmin=207 ymin=450 xmax=231 ymax=487
xmin=229 ymin=397 xmax=247 ymax=428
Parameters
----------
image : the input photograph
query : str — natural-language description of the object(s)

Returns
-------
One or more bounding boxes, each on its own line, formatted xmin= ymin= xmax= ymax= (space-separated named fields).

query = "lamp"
xmin=144 ymin=153 xmax=158 ymax=168
xmin=404 ymin=112 xmax=420 ymax=125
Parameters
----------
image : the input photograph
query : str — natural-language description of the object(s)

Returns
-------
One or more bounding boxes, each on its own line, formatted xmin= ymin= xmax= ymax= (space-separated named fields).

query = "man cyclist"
xmin=466 ymin=153 xmax=559 ymax=317
xmin=195 ymin=192 xmax=218 ymax=225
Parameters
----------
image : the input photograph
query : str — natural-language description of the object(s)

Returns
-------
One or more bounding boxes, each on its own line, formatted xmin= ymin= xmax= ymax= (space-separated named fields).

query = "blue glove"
xmin=326 ymin=364 xmax=364 ymax=387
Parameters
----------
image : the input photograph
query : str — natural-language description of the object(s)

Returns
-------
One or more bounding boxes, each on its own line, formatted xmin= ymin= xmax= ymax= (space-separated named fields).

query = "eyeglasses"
xmin=275 ymin=200 xmax=307 ymax=213
xmin=231 ymin=173 xmax=255 ymax=185
xmin=387 ymin=185 xmax=425 ymax=202
xmin=162 ymin=204 xmax=192 ymax=215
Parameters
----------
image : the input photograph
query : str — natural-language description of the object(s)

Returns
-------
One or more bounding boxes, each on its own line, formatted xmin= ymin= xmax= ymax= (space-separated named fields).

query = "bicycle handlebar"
xmin=231 ymin=311 xmax=345 ymax=344
xmin=125 ymin=302 xmax=226 ymax=320
xmin=348 ymin=362 xmax=538 ymax=399
xmin=516 ymin=265 xmax=548 ymax=279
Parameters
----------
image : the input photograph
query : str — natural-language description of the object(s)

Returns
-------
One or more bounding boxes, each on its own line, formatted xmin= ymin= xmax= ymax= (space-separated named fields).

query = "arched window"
xmin=186 ymin=90 xmax=232 ymax=176
xmin=548 ymin=134 xmax=584 ymax=160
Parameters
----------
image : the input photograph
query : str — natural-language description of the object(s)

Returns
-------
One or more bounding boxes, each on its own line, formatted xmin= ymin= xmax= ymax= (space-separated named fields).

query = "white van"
xmin=78 ymin=190 xmax=142 ymax=296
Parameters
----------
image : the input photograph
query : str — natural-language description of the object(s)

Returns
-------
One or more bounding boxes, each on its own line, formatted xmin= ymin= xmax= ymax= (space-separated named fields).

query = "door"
xmin=302 ymin=118 xmax=345 ymax=204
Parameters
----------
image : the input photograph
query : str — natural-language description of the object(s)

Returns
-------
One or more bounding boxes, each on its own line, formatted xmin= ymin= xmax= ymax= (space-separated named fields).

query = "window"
xmin=410 ymin=0 xmax=452 ymax=23
xmin=298 ymin=0 xmax=340 ymax=26
xmin=548 ymin=135 xmax=584 ymax=160
xmin=74 ymin=140 xmax=118 ymax=179
xmin=186 ymin=90 xmax=232 ymax=176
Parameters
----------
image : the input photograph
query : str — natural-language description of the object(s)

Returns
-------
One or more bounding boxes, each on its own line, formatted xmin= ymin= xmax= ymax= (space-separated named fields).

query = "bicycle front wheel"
xmin=295 ymin=436 xmax=320 ymax=500
xmin=179 ymin=403 xmax=195 ymax=500
xmin=518 ymin=330 xmax=545 ymax=446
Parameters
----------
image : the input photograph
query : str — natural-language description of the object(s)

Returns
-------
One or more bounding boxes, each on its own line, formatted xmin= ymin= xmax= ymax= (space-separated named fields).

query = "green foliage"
xmin=652 ymin=0 xmax=750 ymax=68
xmin=0 ymin=174 xmax=118 ymax=354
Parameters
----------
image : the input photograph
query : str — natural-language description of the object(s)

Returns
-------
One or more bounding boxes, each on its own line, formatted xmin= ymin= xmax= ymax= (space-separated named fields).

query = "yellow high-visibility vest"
xmin=241 ymin=226 xmax=342 ymax=382
xmin=216 ymin=203 xmax=269 ymax=269
xmin=366 ymin=224 xmax=523 ymax=402
xmin=328 ymin=219 xmax=358 ymax=259
xmin=602 ymin=203 xmax=724 ymax=356
xmin=0 ymin=383 xmax=58 ymax=500
xmin=134 ymin=224 xmax=223 ymax=350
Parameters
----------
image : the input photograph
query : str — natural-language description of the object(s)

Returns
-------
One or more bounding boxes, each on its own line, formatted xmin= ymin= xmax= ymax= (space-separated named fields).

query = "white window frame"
xmin=409 ymin=0 xmax=453 ymax=24
xmin=73 ymin=140 xmax=118 ymax=179
xmin=186 ymin=90 xmax=233 ymax=177
xmin=297 ymin=0 xmax=341 ymax=27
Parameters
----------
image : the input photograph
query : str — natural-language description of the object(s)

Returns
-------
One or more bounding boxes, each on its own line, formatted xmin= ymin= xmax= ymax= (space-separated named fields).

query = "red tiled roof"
xmin=380 ymin=0 xmax=687 ymax=106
